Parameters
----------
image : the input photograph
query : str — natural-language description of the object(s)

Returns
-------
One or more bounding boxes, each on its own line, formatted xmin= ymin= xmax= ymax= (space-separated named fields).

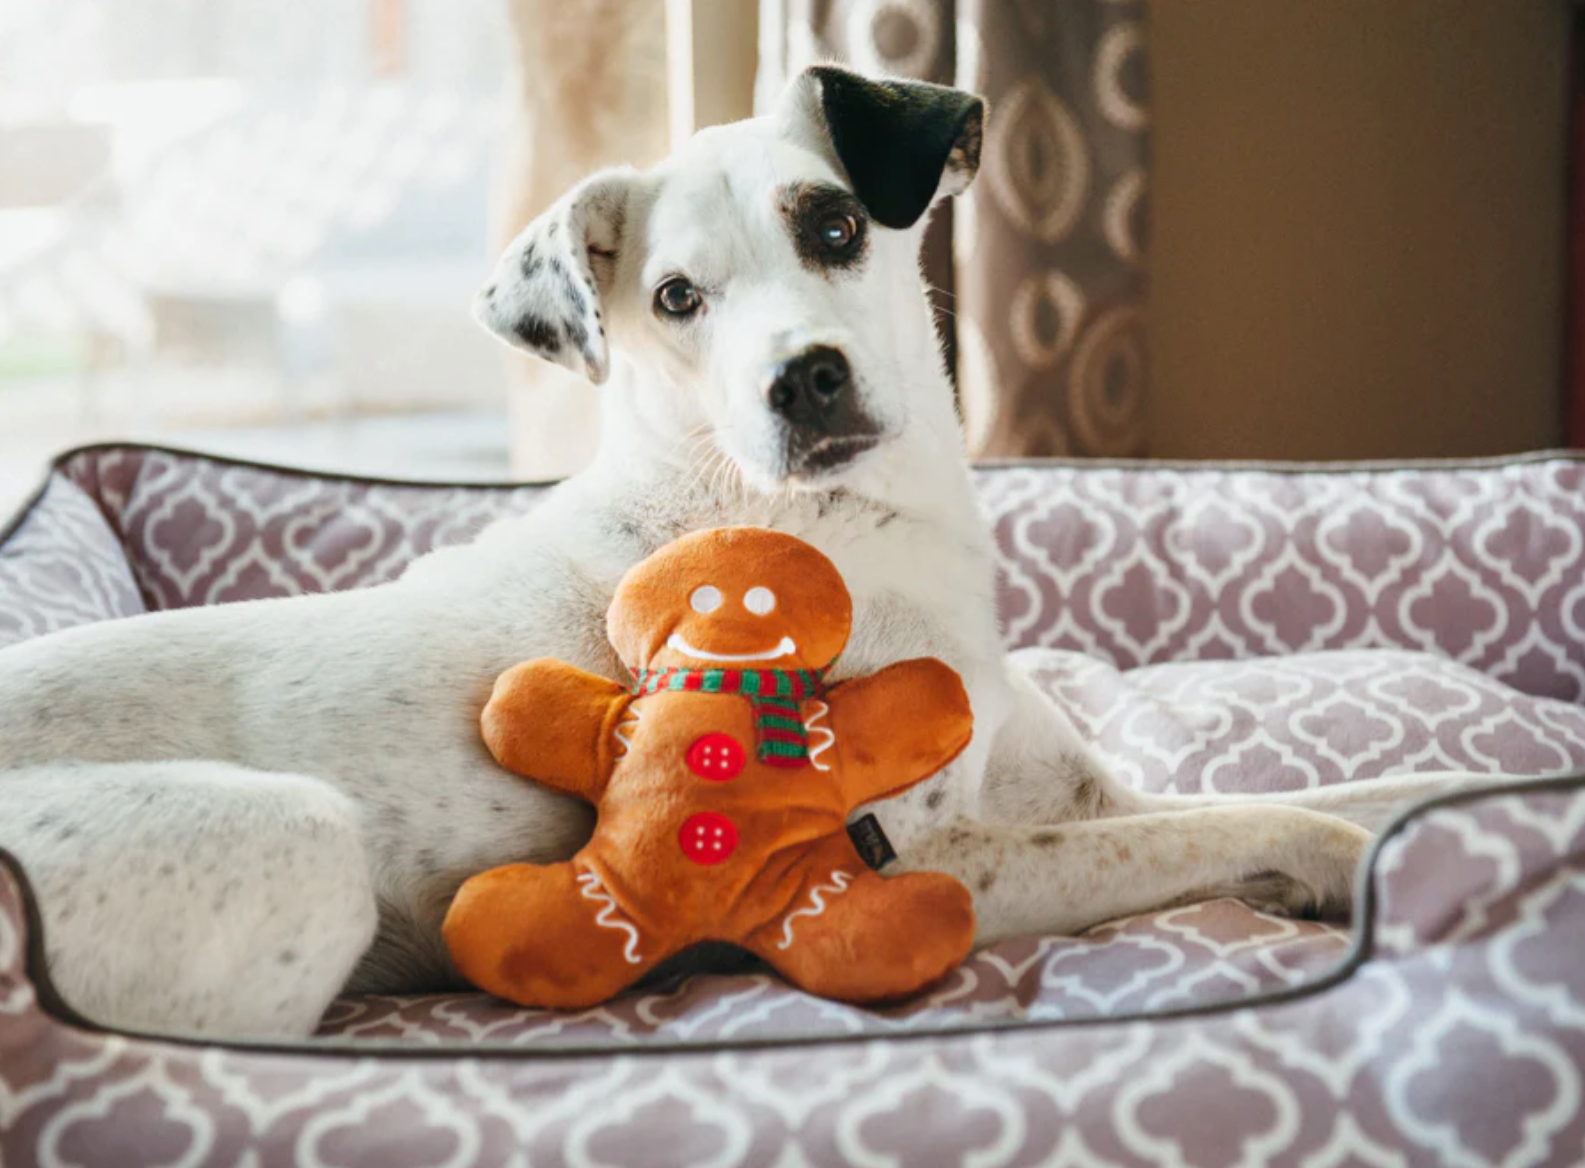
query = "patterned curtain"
xmin=758 ymin=0 xmax=1150 ymax=458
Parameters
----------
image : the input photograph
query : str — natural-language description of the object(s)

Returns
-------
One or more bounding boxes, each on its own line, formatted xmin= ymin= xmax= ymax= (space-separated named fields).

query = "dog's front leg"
xmin=896 ymin=805 xmax=1370 ymax=945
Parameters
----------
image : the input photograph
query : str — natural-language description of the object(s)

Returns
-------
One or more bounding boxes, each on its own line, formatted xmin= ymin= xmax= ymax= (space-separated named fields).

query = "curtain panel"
xmin=759 ymin=0 xmax=1150 ymax=458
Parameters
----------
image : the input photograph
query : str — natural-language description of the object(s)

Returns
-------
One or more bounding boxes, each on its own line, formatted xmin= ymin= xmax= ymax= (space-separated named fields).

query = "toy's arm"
xmin=824 ymin=657 xmax=973 ymax=811
xmin=480 ymin=659 xmax=630 ymax=802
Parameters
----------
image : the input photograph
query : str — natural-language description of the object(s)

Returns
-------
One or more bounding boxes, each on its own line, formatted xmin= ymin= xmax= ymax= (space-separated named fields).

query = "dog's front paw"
xmin=1234 ymin=871 xmax=1342 ymax=921
xmin=1248 ymin=817 xmax=1375 ymax=919
xmin=1241 ymin=818 xmax=1371 ymax=921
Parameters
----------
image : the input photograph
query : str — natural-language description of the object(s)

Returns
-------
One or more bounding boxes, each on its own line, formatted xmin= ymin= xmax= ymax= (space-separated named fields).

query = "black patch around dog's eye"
xmin=779 ymin=184 xmax=870 ymax=274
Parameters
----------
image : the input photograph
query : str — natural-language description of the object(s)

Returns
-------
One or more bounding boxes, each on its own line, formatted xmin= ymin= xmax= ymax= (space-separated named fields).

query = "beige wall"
xmin=1148 ymin=0 xmax=1569 ymax=460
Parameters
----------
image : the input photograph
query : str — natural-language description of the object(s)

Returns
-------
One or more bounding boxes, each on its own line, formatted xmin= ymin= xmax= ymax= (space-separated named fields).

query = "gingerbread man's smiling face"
xmin=607 ymin=528 xmax=852 ymax=672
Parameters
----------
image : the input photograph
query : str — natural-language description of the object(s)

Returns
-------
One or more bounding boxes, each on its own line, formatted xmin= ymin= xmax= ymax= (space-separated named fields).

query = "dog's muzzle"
xmin=765 ymin=346 xmax=883 ymax=475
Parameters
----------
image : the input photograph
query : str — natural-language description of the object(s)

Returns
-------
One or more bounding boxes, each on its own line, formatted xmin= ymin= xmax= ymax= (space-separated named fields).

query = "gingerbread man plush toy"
xmin=443 ymin=526 xmax=976 ymax=1009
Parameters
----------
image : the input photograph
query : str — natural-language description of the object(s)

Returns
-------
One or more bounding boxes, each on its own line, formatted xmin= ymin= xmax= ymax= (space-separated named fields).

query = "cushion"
xmin=976 ymin=457 xmax=1585 ymax=702
xmin=1022 ymin=647 xmax=1585 ymax=793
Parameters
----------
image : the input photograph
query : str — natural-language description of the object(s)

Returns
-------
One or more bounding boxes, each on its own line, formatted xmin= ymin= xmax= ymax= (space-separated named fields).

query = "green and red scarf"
xmin=630 ymin=666 xmax=828 ymax=767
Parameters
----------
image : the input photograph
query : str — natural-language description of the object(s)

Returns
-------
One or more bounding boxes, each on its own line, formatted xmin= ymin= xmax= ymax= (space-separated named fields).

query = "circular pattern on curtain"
xmin=845 ymin=0 xmax=943 ymax=78
xmin=983 ymin=78 xmax=1092 ymax=245
xmin=1095 ymin=20 xmax=1149 ymax=131
xmin=1069 ymin=303 xmax=1148 ymax=453
xmin=958 ymin=0 xmax=1151 ymax=457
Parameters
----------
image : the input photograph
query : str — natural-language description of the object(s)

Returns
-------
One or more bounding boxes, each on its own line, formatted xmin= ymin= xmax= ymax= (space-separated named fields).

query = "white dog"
xmin=0 ymin=67 xmax=1475 ymax=1039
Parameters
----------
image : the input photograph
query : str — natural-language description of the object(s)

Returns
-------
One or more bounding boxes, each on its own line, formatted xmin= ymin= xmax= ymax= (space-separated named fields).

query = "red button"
xmin=686 ymin=733 xmax=746 ymax=781
xmin=679 ymin=812 xmax=738 ymax=865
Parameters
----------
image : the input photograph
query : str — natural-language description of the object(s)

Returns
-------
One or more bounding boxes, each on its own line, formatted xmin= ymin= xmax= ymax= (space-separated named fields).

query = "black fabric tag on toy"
xmin=848 ymin=814 xmax=897 ymax=870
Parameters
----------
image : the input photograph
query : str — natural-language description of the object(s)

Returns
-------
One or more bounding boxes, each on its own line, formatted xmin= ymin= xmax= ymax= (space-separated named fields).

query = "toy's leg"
xmin=443 ymin=860 xmax=672 ymax=1010
xmin=743 ymin=847 xmax=975 ymax=1005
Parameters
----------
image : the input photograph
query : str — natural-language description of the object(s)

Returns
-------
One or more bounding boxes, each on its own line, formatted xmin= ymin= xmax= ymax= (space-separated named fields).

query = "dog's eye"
xmin=818 ymin=214 xmax=858 ymax=251
xmin=655 ymin=277 xmax=702 ymax=318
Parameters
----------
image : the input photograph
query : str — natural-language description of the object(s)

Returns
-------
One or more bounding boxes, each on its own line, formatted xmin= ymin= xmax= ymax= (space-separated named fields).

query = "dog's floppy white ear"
xmin=474 ymin=167 xmax=636 ymax=385
xmin=779 ymin=66 xmax=984 ymax=230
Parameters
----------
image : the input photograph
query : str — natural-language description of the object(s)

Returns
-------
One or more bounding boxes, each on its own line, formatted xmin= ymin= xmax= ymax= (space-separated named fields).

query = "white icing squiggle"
xmin=777 ymin=869 xmax=853 ymax=950
xmin=804 ymin=700 xmax=836 ymax=771
xmin=612 ymin=702 xmax=644 ymax=756
xmin=576 ymin=870 xmax=644 ymax=963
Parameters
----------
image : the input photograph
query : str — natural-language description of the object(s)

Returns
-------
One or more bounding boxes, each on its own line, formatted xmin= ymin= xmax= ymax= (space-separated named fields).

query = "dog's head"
xmin=474 ymin=65 xmax=984 ymax=491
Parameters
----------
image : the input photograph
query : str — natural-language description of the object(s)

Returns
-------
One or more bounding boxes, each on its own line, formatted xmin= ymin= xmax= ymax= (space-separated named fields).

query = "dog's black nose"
xmin=766 ymin=346 xmax=852 ymax=427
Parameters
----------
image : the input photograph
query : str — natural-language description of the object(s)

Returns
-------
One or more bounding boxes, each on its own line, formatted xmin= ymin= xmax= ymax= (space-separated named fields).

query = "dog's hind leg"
xmin=986 ymin=658 xmax=1512 ymax=834
xmin=0 ymin=761 xmax=377 ymax=1039
xmin=1124 ymin=771 xmax=1514 ymax=833
xmin=956 ymin=663 xmax=1371 ymax=941
xmin=899 ymin=804 xmax=1370 ymax=945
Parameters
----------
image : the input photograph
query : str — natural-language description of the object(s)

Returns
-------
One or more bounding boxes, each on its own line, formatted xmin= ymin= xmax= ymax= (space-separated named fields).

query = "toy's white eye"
xmin=744 ymin=586 xmax=776 ymax=616
xmin=690 ymin=585 xmax=723 ymax=614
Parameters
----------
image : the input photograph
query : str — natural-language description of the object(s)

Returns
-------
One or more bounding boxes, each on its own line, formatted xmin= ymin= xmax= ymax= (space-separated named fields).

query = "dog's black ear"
xmin=473 ymin=168 xmax=636 ymax=385
xmin=793 ymin=66 xmax=984 ymax=230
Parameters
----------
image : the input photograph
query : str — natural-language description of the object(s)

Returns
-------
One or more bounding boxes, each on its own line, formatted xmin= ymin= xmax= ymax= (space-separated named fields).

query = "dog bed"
xmin=3 ymin=444 xmax=1584 ymax=1164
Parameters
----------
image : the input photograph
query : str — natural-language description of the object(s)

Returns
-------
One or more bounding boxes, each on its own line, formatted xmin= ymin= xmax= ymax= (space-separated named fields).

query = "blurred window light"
xmin=0 ymin=0 xmax=516 ymax=477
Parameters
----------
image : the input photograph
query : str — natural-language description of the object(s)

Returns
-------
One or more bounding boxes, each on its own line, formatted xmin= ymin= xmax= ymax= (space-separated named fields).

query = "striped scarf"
xmin=630 ymin=665 xmax=828 ymax=767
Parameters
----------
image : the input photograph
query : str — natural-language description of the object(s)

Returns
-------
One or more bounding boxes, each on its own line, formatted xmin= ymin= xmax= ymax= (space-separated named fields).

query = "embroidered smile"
xmin=666 ymin=634 xmax=798 ymax=662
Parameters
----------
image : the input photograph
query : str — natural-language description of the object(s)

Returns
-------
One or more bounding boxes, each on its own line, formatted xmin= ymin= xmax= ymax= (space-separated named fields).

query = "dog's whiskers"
xmin=923 ymin=282 xmax=959 ymax=321
xmin=675 ymin=426 xmax=724 ymax=501
xmin=706 ymin=449 xmax=738 ymax=506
